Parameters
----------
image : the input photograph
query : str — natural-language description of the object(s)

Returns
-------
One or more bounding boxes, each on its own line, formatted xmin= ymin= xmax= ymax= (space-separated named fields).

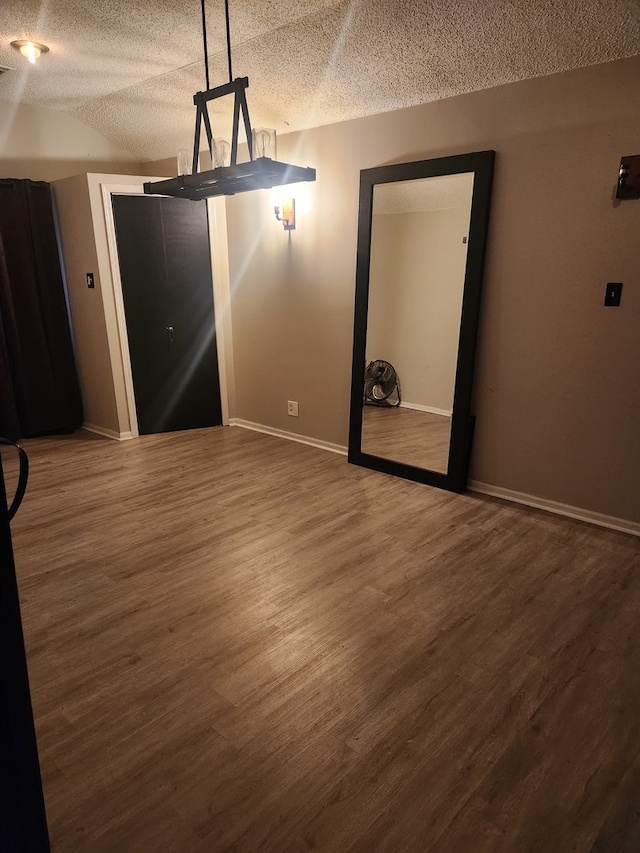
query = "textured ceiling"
xmin=1 ymin=0 xmax=640 ymax=163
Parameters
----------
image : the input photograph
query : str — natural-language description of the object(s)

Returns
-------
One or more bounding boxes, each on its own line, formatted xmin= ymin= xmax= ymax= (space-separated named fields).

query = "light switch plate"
xmin=616 ymin=155 xmax=640 ymax=200
xmin=604 ymin=282 xmax=622 ymax=306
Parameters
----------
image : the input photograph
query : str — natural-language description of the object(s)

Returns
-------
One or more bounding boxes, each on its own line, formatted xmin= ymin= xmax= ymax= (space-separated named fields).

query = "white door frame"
xmin=100 ymin=180 xmax=232 ymax=436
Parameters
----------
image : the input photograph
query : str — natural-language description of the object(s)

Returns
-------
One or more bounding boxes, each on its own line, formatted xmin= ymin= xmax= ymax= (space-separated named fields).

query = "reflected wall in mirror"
xmin=349 ymin=151 xmax=495 ymax=493
xmin=365 ymin=173 xmax=474 ymax=473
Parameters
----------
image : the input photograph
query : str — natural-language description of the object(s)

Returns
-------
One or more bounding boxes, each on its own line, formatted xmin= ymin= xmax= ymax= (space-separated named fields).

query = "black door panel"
xmin=112 ymin=195 xmax=222 ymax=435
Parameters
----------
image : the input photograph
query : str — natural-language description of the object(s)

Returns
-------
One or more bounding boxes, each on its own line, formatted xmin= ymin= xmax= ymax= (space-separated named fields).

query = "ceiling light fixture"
xmin=144 ymin=0 xmax=315 ymax=201
xmin=10 ymin=40 xmax=49 ymax=64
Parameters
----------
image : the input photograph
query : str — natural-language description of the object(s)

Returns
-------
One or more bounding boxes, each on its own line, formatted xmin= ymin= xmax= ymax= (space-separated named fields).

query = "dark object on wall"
xmin=0 ymin=440 xmax=51 ymax=851
xmin=0 ymin=179 xmax=83 ymax=440
xmin=616 ymin=155 xmax=640 ymax=200
xmin=111 ymin=194 xmax=222 ymax=435
xmin=364 ymin=360 xmax=401 ymax=407
xmin=604 ymin=282 xmax=623 ymax=306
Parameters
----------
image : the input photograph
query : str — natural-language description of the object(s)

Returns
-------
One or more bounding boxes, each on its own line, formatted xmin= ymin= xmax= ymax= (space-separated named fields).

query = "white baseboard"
xmin=83 ymin=423 xmax=133 ymax=441
xmin=217 ymin=421 xmax=640 ymax=537
xmin=230 ymin=419 xmax=347 ymax=456
xmin=468 ymin=480 xmax=640 ymax=538
xmin=400 ymin=402 xmax=452 ymax=417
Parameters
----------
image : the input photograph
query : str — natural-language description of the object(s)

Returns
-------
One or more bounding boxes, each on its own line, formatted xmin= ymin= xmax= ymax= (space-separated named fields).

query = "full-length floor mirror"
xmin=348 ymin=150 xmax=495 ymax=492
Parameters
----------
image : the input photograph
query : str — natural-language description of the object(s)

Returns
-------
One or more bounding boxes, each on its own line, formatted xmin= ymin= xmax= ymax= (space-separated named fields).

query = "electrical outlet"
xmin=287 ymin=401 xmax=299 ymax=417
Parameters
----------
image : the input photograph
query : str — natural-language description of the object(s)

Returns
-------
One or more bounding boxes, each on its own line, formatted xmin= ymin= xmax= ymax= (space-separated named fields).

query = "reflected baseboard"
xmin=230 ymin=419 xmax=347 ymax=456
xmin=400 ymin=402 xmax=452 ymax=417
xmin=468 ymin=480 xmax=640 ymax=538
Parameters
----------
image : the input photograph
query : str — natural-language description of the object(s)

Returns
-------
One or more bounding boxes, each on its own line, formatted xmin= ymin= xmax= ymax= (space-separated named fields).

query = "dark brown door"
xmin=111 ymin=195 xmax=222 ymax=435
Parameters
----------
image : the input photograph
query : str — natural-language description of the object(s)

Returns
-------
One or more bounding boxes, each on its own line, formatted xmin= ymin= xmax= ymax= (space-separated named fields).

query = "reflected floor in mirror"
xmin=361 ymin=405 xmax=451 ymax=473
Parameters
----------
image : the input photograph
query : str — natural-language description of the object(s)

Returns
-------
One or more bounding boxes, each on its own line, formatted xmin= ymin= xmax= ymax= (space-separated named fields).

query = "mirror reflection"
xmin=361 ymin=173 xmax=474 ymax=473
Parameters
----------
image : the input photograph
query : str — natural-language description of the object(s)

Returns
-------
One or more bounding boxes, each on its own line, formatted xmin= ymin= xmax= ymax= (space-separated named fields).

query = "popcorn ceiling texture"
xmin=1 ymin=0 xmax=639 ymax=161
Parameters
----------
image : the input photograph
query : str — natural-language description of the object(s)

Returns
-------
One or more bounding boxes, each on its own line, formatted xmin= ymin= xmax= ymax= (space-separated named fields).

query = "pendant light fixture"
xmin=144 ymin=0 xmax=316 ymax=201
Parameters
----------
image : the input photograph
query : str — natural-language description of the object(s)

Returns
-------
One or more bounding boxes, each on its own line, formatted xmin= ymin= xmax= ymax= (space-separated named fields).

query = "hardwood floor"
xmin=361 ymin=406 xmax=451 ymax=473
xmin=5 ymin=427 xmax=640 ymax=852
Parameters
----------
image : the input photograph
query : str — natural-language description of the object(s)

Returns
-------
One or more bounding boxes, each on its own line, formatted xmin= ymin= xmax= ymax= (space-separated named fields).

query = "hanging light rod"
xmin=144 ymin=0 xmax=315 ymax=201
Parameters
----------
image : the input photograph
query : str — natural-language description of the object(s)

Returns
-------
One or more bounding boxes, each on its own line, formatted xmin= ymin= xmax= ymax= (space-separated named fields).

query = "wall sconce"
xmin=11 ymin=40 xmax=49 ymax=64
xmin=274 ymin=199 xmax=296 ymax=231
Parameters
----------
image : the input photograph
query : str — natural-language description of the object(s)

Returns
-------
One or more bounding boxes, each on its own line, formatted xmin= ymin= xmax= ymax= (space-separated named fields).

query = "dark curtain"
xmin=0 ymin=179 xmax=83 ymax=440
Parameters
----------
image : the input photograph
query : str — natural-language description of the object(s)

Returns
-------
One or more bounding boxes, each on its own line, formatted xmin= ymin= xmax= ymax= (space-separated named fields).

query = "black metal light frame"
xmin=144 ymin=0 xmax=316 ymax=200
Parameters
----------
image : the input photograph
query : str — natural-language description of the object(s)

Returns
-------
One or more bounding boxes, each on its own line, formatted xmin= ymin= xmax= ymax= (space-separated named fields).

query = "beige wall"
xmin=53 ymin=174 xmax=172 ymax=439
xmin=52 ymin=174 xmax=123 ymax=435
xmin=226 ymin=120 xmax=359 ymax=446
xmin=225 ymin=56 xmax=640 ymax=524
xmin=141 ymin=156 xmax=179 ymax=178
xmin=367 ymin=207 xmax=470 ymax=412
xmin=0 ymin=101 xmax=142 ymax=180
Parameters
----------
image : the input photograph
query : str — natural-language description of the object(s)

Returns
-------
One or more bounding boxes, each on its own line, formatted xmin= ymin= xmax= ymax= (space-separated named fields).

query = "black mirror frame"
xmin=348 ymin=149 xmax=495 ymax=493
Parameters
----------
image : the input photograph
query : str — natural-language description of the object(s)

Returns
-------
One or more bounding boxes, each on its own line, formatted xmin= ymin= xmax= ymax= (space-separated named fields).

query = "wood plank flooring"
xmin=5 ymin=426 xmax=640 ymax=852
xmin=361 ymin=406 xmax=451 ymax=473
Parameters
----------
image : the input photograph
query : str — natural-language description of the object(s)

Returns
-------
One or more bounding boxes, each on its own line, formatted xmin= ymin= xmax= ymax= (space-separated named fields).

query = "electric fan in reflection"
xmin=364 ymin=360 xmax=401 ymax=407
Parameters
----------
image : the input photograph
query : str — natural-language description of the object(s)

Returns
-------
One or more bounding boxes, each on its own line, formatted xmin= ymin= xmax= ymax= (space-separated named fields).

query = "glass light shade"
xmin=176 ymin=148 xmax=191 ymax=176
xmin=252 ymin=128 xmax=277 ymax=160
xmin=213 ymin=138 xmax=230 ymax=168
xmin=23 ymin=43 xmax=40 ymax=63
